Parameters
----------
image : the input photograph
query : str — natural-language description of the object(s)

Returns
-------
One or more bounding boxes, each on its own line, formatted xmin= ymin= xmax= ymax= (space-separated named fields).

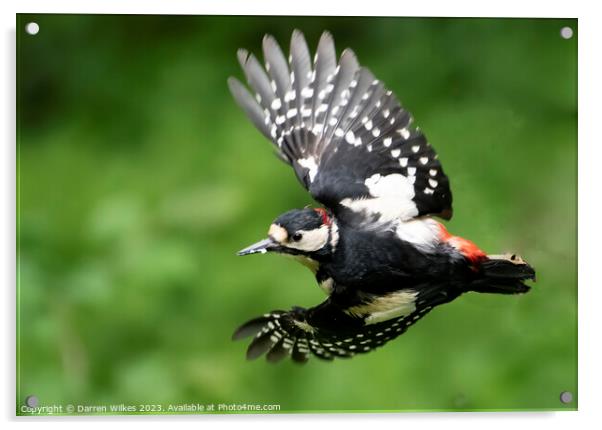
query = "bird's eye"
xmin=291 ymin=233 xmax=303 ymax=242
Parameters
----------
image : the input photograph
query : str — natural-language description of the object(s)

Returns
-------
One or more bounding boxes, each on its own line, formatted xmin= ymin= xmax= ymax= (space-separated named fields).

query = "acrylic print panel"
xmin=16 ymin=14 xmax=577 ymax=415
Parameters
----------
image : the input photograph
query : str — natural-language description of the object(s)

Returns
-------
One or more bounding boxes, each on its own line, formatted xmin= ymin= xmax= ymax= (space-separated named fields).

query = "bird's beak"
xmin=237 ymin=238 xmax=279 ymax=256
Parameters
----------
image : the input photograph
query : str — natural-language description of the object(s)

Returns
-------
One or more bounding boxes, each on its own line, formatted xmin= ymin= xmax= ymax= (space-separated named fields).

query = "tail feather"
xmin=471 ymin=253 xmax=535 ymax=295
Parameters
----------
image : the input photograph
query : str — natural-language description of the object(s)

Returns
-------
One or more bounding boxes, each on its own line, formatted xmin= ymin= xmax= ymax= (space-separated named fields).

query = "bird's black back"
xmin=321 ymin=223 xmax=471 ymax=296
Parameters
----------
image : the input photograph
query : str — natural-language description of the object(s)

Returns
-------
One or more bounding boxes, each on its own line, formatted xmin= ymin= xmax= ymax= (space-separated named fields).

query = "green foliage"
xmin=17 ymin=15 xmax=577 ymax=413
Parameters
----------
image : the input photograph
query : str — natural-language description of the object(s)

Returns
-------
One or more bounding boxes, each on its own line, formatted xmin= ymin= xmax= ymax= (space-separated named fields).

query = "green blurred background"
xmin=16 ymin=15 xmax=577 ymax=413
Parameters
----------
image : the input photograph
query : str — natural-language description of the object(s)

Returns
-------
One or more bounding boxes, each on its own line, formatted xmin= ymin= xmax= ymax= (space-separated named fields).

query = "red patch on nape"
xmin=314 ymin=208 xmax=332 ymax=226
xmin=437 ymin=223 xmax=486 ymax=268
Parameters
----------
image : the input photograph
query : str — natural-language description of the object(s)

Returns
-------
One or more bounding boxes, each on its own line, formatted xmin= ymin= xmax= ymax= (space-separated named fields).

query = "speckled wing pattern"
xmin=232 ymin=285 xmax=458 ymax=363
xmin=228 ymin=30 xmax=453 ymax=223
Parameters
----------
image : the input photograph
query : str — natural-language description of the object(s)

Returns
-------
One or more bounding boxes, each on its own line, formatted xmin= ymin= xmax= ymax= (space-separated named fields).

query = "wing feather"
xmin=227 ymin=78 xmax=272 ymax=141
xmin=229 ymin=30 xmax=453 ymax=223
xmin=320 ymin=49 xmax=360 ymax=145
xmin=232 ymin=284 xmax=458 ymax=363
xmin=289 ymin=30 xmax=313 ymax=151
xmin=310 ymin=31 xmax=337 ymax=135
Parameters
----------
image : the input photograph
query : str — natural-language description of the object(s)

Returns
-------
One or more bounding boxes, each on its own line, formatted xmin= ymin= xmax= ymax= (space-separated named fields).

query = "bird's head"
xmin=237 ymin=208 xmax=338 ymax=263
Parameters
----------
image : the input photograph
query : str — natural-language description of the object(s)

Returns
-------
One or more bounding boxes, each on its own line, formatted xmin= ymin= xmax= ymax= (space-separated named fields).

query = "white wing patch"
xmin=395 ymin=218 xmax=442 ymax=252
xmin=297 ymin=156 xmax=319 ymax=182
xmin=345 ymin=290 xmax=418 ymax=325
xmin=340 ymin=173 xmax=419 ymax=222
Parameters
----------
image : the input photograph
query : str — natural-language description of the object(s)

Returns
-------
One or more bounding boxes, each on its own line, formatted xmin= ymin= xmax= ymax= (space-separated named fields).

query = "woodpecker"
xmin=228 ymin=30 xmax=535 ymax=363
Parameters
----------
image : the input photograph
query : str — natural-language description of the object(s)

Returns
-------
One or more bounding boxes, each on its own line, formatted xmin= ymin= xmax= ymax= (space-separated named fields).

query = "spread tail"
xmin=471 ymin=253 xmax=535 ymax=295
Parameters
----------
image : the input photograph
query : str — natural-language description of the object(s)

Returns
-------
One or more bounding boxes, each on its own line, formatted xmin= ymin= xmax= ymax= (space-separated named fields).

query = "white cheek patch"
xmin=345 ymin=290 xmax=418 ymax=325
xmin=340 ymin=173 xmax=418 ymax=222
xmin=395 ymin=218 xmax=442 ymax=253
xmin=286 ymin=225 xmax=329 ymax=252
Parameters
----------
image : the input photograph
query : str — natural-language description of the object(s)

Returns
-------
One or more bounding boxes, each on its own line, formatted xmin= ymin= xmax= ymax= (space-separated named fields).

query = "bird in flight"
xmin=228 ymin=30 xmax=535 ymax=363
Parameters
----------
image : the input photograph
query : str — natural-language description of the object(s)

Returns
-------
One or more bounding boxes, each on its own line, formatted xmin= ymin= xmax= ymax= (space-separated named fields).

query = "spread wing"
xmin=228 ymin=30 xmax=453 ymax=226
xmin=232 ymin=284 xmax=459 ymax=363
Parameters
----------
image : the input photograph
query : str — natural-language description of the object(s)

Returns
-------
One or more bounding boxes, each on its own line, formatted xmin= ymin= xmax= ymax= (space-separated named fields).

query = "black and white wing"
xmin=228 ymin=30 xmax=453 ymax=225
xmin=233 ymin=284 xmax=459 ymax=363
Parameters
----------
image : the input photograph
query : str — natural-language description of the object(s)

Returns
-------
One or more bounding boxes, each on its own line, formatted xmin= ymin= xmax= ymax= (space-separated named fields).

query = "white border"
xmin=3 ymin=1 xmax=600 ymax=429
xmin=5 ymin=0 xmax=583 ymax=17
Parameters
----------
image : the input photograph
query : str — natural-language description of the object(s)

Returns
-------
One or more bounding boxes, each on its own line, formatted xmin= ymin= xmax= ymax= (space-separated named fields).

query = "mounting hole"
xmin=25 ymin=395 xmax=39 ymax=408
xmin=25 ymin=22 xmax=39 ymax=35
xmin=560 ymin=26 xmax=573 ymax=40
xmin=560 ymin=391 xmax=573 ymax=404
